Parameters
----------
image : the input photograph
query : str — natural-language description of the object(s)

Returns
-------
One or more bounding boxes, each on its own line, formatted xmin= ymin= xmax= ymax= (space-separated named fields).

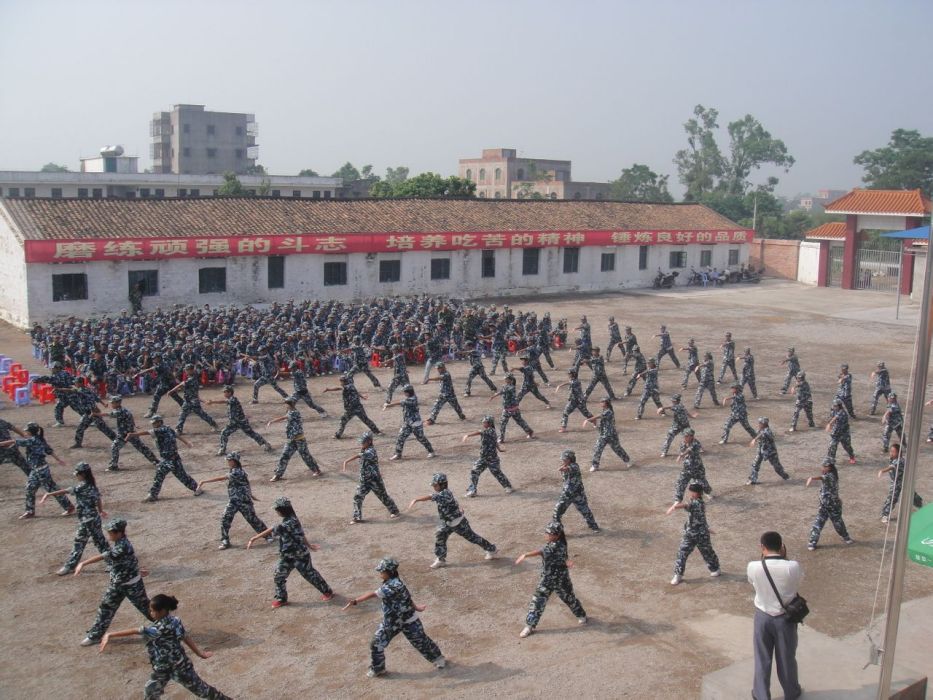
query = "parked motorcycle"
xmin=652 ymin=268 xmax=680 ymax=289
xmin=685 ymin=267 xmax=704 ymax=286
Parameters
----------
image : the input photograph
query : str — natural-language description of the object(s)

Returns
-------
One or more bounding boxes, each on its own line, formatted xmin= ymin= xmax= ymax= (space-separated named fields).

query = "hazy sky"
xmin=2 ymin=0 xmax=931 ymax=197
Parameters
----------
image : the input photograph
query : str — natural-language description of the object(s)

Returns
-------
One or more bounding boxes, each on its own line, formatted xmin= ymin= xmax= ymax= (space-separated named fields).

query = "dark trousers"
xmin=752 ymin=609 xmax=801 ymax=700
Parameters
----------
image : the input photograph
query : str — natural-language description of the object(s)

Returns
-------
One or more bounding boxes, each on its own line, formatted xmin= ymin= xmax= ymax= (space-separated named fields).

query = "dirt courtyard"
xmin=1 ymin=280 xmax=930 ymax=699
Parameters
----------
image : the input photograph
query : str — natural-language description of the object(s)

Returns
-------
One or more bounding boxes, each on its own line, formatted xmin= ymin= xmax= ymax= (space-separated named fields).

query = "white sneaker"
xmin=429 ymin=558 xmax=446 ymax=569
xmin=484 ymin=548 xmax=497 ymax=560
xmin=807 ymin=544 xmax=816 ymax=551
xmin=465 ymin=490 xmax=476 ymax=498
xmin=79 ymin=637 xmax=96 ymax=647
xmin=434 ymin=656 xmax=447 ymax=669
xmin=881 ymin=515 xmax=889 ymax=523
xmin=589 ymin=465 xmax=599 ymax=472
xmin=426 ymin=452 xmax=436 ymax=459
xmin=710 ymin=569 xmax=721 ymax=577
xmin=389 ymin=454 xmax=401 ymax=461
xmin=670 ymin=574 xmax=683 ymax=585
xmin=366 ymin=668 xmax=386 ymax=678
xmin=504 ymin=487 xmax=513 ymax=494
xmin=577 ymin=616 xmax=588 ymax=625
xmin=519 ymin=626 xmax=533 ymax=638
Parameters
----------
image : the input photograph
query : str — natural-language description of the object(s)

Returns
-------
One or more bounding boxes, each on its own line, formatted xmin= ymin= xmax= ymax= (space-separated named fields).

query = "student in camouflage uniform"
xmin=461 ymin=341 xmax=497 ymax=396
xmin=342 ymin=432 xmax=400 ymax=523
xmin=720 ymin=384 xmax=758 ymax=444
xmin=679 ymin=338 xmax=701 ymax=389
xmin=77 ymin=518 xmax=152 ymax=646
xmin=486 ymin=325 xmax=510 ymax=375
xmin=516 ymin=355 xmax=552 ymax=408
xmin=869 ymin=361 xmax=892 ymax=415
xmin=878 ymin=444 xmax=924 ymax=523
xmin=267 ymin=397 xmax=322 ymax=481
xmin=0 ymin=418 xmax=29 ymax=475
xmin=553 ymin=450 xmax=600 ymax=530
xmin=673 ymin=429 xmax=712 ymax=501
xmin=881 ymin=392 xmax=904 ymax=452
xmin=100 ymin=593 xmax=231 ymax=700
xmin=325 ymin=374 xmax=382 ymax=439
xmin=788 ymin=371 xmax=815 ymax=433
xmin=169 ymin=364 xmax=219 ymax=434
xmin=425 ymin=362 xmax=467 ymax=423
xmin=42 ymin=462 xmax=108 ymax=575
xmin=0 ymin=423 xmax=74 ymax=518
xmin=129 ymin=416 xmax=201 ymax=502
xmin=33 ymin=361 xmax=80 ymax=426
xmin=570 ymin=316 xmax=593 ymax=372
xmin=384 ymin=384 xmax=435 ymax=460
xmin=516 ymin=521 xmax=587 ymax=638
xmin=634 ymin=357 xmax=663 ymax=419
xmin=381 ymin=345 xmax=411 ymax=403
xmin=490 ymin=374 xmax=534 ymax=443
xmin=718 ymin=332 xmax=737 ymax=383
xmin=67 ymin=377 xmax=117 ymax=448
xmin=246 ymin=347 xmax=290 ymax=403
xmin=525 ymin=338 xmax=551 ymax=386
xmin=583 ymin=347 xmax=617 ymax=401
xmin=286 ymin=360 xmax=327 ymax=415
xmin=779 ymin=347 xmax=801 ymax=394
xmin=137 ymin=355 xmax=182 ymax=418
xmin=198 ymin=452 xmax=269 ymax=549
xmin=554 ymin=369 xmax=593 ymax=432
xmin=102 ymin=396 xmax=158 ymax=472
xmin=835 ymin=364 xmax=857 ymax=419
xmin=694 ymin=352 xmax=720 ymax=408
xmin=348 ymin=336 xmax=383 ymax=388
xmin=826 ymin=398 xmax=856 ymax=464
xmin=206 ymin=385 xmax=273 ymax=455
xmin=247 ymin=496 xmax=335 ymax=608
xmin=667 ymin=483 xmax=721 ymax=585
xmin=342 ymin=557 xmax=446 ymax=678
xmin=409 ymin=472 xmax=498 ymax=568
xmin=583 ymin=398 xmax=632 ymax=472
xmin=623 ymin=345 xmax=648 ymax=397
xmin=606 ymin=316 xmax=624 ymax=361
xmin=747 ymin=417 xmax=790 ymax=485
xmin=739 ymin=347 xmax=758 ymax=399
xmin=653 ymin=324 xmax=680 ymax=368
xmin=462 ymin=415 xmax=513 ymax=497
xmin=658 ymin=394 xmax=698 ymax=457
xmin=620 ymin=325 xmax=638 ymax=374
xmin=806 ymin=458 xmax=854 ymax=550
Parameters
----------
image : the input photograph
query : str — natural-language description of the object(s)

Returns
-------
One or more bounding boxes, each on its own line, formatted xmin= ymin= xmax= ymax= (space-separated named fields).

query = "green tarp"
xmin=908 ymin=503 xmax=933 ymax=568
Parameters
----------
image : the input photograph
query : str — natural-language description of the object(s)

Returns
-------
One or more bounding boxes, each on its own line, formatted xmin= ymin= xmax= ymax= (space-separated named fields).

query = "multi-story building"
xmin=150 ymin=104 xmax=258 ymax=175
xmin=458 ymin=148 xmax=611 ymax=200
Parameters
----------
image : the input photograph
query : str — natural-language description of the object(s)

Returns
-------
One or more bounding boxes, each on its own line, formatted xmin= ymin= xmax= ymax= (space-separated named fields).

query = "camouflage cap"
xmin=225 ymin=451 xmax=241 ymax=461
xmin=73 ymin=461 xmax=92 ymax=475
xmin=359 ymin=431 xmax=373 ymax=443
xmin=105 ymin=518 xmax=127 ymax=532
xmin=671 ymin=393 xmax=682 ymax=401
xmin=560 ymin=449 xmax=576 ymax=462
xmin=149 ymin=415 xmax=163 ymax=423
xmin=482 ymin=415 xmax=495 ymax=425
xmin=273 ymin=496 xmax=292 ymax=509
xmin=757 ymin=416 xmax=769 ymax=424
xmin=544 ymin=521 xmax=564 ymax=535
xmin=375 ymin=557 xmax=399 ymax=573
xmin=431 ymin=472 xmax=448 ymax=485
xmin=821 ymin=456 xmax=836 ymax=467
xmin=108 ymin=395 xmax=123 ymax=403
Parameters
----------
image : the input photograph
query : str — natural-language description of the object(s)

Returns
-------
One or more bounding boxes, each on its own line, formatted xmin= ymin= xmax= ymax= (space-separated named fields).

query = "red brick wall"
xmin=748 ymin=238 xmax=800 ymax=279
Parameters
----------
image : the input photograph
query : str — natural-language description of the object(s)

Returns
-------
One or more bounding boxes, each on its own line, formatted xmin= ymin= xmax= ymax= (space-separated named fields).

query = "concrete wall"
xmin=15 ymin=241 xmax=749 ymax=326
xmin=749 ymin=238 xmax=800 ymax=279
xmin=0 ymin=214 xmax=29 ymax=327
xmin=797 ymin=240 xmax=822 ymax=285
xmin=911 ymin=250 xmax=927 ymax=302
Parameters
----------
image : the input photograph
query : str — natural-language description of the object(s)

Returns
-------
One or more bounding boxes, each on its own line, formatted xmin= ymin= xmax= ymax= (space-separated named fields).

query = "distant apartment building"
xmin=458 ymin=148 xmax=611 ymax=200
xmin=150 ymin=104 xmax=258 ymax=175
xmin=797 ymin=189 xmax=848 ymax=213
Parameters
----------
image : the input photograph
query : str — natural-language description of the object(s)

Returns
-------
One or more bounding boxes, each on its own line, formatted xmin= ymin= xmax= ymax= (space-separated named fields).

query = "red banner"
xmin=24 ymin=229 xmax=753 ymax=263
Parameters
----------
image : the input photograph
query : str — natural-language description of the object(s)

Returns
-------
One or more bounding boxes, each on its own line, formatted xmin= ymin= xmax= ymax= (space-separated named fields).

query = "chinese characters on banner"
xmin=24 ymin=230 xmax=753 ymax=263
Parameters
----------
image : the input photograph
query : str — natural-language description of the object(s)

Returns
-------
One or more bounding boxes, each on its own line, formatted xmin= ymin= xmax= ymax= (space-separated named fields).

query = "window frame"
xmin=128 ymin=269 xmax=159 ymax=297
xmin=430 ymin=257 xmax=451 ymax=280
xmin=728 ymin=248 xmax=740 ymax=266
xmin=522 ymin=248 xmax=540 ymax=276
xmin=52 ymin=273 xmax=88 ymax=302
xmin=323 ymin=261 xmax=347 ymax=286
xmin=600 ymin=252 xmax=616 ymax=272
xmin=481 ymin=249 xmax=496 ymax=278
xmin=267 ymin=256 xmax=285 ymax=289
xmin=198 ymin=267 xmax=227 ymax=294
xmin=638 ymin=245 xmax=649 ymax=270
xmin=379 ymin=259 xmax=401 ymax=283
xmin=563 ymin=247 xmax=580 ymax=274
xmin=700 ymin=249 xmax=713 ymax=268
xmin=669 ymin=250 xmax=687 ymax=269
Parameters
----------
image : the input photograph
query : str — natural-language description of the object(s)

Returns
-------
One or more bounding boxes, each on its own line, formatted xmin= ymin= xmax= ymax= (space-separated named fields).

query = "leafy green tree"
xmin=720 ymin=116 xmax=795 ymax=195
xmin=246 ymin=164 xmax=266 ymax=176
xmin=298 ymin=168 xmax=319 ymax=177
xmin=370 ymin=172 xmax=475 ymax=198
xmin=609 ymin=164 xmax=674 ymax=202
xmin=216 ymin=172 xmax=245 ymax=196
xmin=385 ymin=166 xmax=409 ymax=185
xmin=854 ymin=129 xmax=933 ymax=192
xmin=673 ymin=105 xmax=725 ymax=201
xmin=40 ymin=162 xmax=69 ymax=172
xmin=360 ymin=165 xmax=374 ymax=179
xmin=332 ymin=162 xmax=361 ymax=181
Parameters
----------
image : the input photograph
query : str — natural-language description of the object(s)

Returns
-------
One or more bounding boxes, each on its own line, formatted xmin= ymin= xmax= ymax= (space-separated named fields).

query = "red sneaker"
xmin=321 ymin=592 xmax=335 ymax=602
xmin=848 ymin=457 xmax=856 ymax=465
xmin=271 ymin=600 xmax=288 ymax=609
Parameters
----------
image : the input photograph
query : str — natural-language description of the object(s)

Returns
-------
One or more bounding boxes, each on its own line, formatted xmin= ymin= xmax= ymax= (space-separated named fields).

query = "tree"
xmin=332 ymin=162 xmax=361 ymax=181
xmin=854 ymin=129 xmax=933 ymax=192
xmin=370 ymin=172 xmax=475 ymax=198
xmin=385 ymin=166 xmax=409 ymax=185
xmin=40 ymin=162 xmax=69 ymax=172
xmin=246 ymin=164 xmax=266 ymax=176
xmin=673 ymin=105 xmax=724 ymax=201
xmin=721 ymin=115 xmax=795 ymax=195
xmin=360 ymin=165 xmax=374 ymax=179
xmin=608 ymin=164 xmax=674 ymax=202
xmin=298 ymin=168 xmax=319 ymax=177
xmin=216 ymin=172 xmax=245 ymax=196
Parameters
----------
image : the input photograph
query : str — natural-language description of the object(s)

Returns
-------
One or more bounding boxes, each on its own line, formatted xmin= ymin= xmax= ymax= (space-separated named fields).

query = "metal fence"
xmin=829 ymin=246 xmax=844 ymax=287
xmin=856 ymin=248 xmax=901 ymax=292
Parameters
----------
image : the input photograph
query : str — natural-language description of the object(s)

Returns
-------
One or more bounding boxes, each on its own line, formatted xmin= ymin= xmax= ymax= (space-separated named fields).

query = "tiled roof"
xmin=804 ymin=222 xmax=847 ymax=240
xmin=823 ymin=189 xmax=931 ymax=216
xmin=0 ymin=197 xmax=743 ymax=241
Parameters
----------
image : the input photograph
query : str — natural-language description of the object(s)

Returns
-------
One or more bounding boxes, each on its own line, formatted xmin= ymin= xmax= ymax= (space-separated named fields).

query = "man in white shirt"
xmin=747 ymin=531 xmax=803 ymax=700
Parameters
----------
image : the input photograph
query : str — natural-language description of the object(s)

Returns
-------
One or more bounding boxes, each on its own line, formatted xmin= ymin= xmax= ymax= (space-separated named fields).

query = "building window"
xmin=563 ymin=247 xmax=580 ymax=274
xmin=24 ymin=187 xmax=35 ymax=198
xmin=271 ymin=190 xmax=281 ymax=198
xmin=7 ymin=188 xmax=19 ymax=198
xmin=206 ymin=148 xmax=217 ymax=158
xmin=313 ymin=190 xmax=321 ymax=199
xmin=267 ymin=256 xmax=285 ymax=289
xmin=128 ymin=270 xmax=159 ymax=296
xmin=466 ymin=169 xmax=472 ymax=181
xmin=601 ymin=252 xmax=616 ymax=272
xmin=522 ymin=248 xmax=540 ymax=275
xmin=482 ymin=250 xmax=496 ymax=278
xmin=78 ymin=188 xmax=88 ymax=198
xmin=183 ymin=147 xmax=191 ymax=158
xmin=183 ymin=123 xmax=190 ymax=133
xmin=700 ymin=249 xmax=712 ymax=268
xmin=479 ymin=168 xmax=486 ymax=182
xmin=572 ymin=192 xmax=581 ymax=200
xmin=178 ymin=189 xmax=187 ymax=198
xmin=198 ymin=267 xmax=226 ymax=293
xmin=517 ymin=168 xmax=525 ymax=180
xmin=379 ymin=260 xmax=401 ymax=283
xmin=292 ymin=190 xmax=301 ymax=198
xmin=669 ymin=251 xmax=687 ymax=268
xmin=140 ymin=188 xmax=151 ymax=198
xmin=323 ymin=191 xmax=332 ymax=199
xmin=52 ymin=273 xmax=88 ymax=302
xmin=638 ymin=245 xmax=648 ymax=270
xmin=51 ymin=188 xmax=62 ymax=199
xmin=207 ymin=124 xmax=216 ymax=135
xmin=189 ymin=189 xmax=200 ymax=197
xmin=494 ymin=168 xmax=501 ymax=183
xmin=92 ymin=188 xmax=103 ymax=199
xmin=549 ymin=192 xmax=557 ymax=200
xmin=494 ymin=191 xmax=502 ymax=199
xmin=324 ymin=261 xmax=347 ymax=286
xmin=235 ymin=126 xmax=245 ymax=136
xmin=728 ymin=248 xmax=739 ymax=266
xmin=124 ymin=191 xmax=136 ymax=200
xmin=235 ymin=149 xmax=244 ymax=159
xmin=431 ymin=258 xmax=451 ymax=280
xmin=478 ymin=191 xmax=486 ymax=198
xmin=154 ymin=188 xmax=165 ymax=198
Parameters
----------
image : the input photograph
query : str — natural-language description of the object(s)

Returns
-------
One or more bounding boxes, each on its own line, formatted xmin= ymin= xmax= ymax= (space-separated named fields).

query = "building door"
xmin=828 ymin=246 xmax=844 ymax=287
xmin=855 ymin=248 xmax=901 ymax=292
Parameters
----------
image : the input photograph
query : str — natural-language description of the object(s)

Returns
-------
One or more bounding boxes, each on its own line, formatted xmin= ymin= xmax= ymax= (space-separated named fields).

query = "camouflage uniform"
xmin=808 ymin=470 xmax=851 ymax=547
xmin=17 ymin=436 xmax=72 ymax=513
xmin=655 ymin=329 xmax=680 ymax=368
xmin=394 ymin=395 xmax=434 ymax=457
xmin=0 ymin=418 xmax=29 ymax=475
xmin=218 ymin=395 xmax=271 ymax=452
xmin=583 ymin=354 xmax=616 ymax=401
xmin=63 ymin=481 xmax=109 ymax=570
xmin=353 ymin=445 xmax=399 ymax=520
xmin=591 ymin=407 xmax=630 ymax=470
xmin=636 ymin=366 xmax=663 ymax=418
xmin=661 ymin=403 xmax=691 ymax=456
xmin=147 ymin=363 xmax=182 ymax=416
xmin=673 ymin=498 xmax=720 ymax=576
xmin=33 ymin=368 xmax=79 ymax=423
xmin=432 ymin=488 xmax=496 ymax=559
xmin=517 ymin=364 xmax=551 ymax=407
xmin=274 ymin=409 xmax=321 ymax=478
xmin=740 ymin=351 xmax=758 ymax=399
xmin=349 ymin=342 xmax=382 ymax=388
xmin=721 ymin=391 xmax=757 ymax=442
xmin=827 ymin=407 xmax=855 ymax=461
xmin=85 ymin=536 xmax=152 ymax=641
xmin=141 ymin=615 xmax=230 ymax=700
xmin=881 ymin=398 xmax=903 ymax=452
xmin=467 ymin=423 xmax=512 ymax=495
xmin=780 ymin=352 xmax=800 ymax=394
xmin=682 ymin=343 xmax=700 ymax=389
xmin=620 ymin=329 xmax=638 ymax=374
xmin=384 ymin=351 xmax=411 ymax=402
xmin=370 ymin=575 xmax=443 ymax=675
xmin=553 ymin=461 xmax=599 ymax=530
xmin=748 ymin=425 xmax=789 ymax=483
xmin=428 ymin=373 xmax=466 ymax=421
xmin=272 ymin=514 xmax=333 ymax=603
xmin=336 ymin=382 xmax=381 ymax=438
xmin=252 ymin=353 xmax=289 ymax=401
xmin=790 ymin=376 xmax=815 ymax=430
xmin=289 ymin=366 xmax=327 ymax=414
xmin=624 ymin=348 xmax=648 ymax=396
xmin=175 ymin=375 xmax=218 ymax=433
xmin=870 ymin=365 xmax=891 ymax=415
xmin=525 ymin=538 xmax=586 ymax=628
xmin=146 ymin=426 xmax=199 ymax=499
xmin=693 ymin=358 xmax=719 ymax=408
xmin=836 ymin=371 xmax=857 ymax=419
xmin=489 ymin=329 xmax=510 ymax=375
xmin=881 ymin=455 xmax=924 ymax=518
xmin=718 ymin=338 xmax=737 ymax=382
xmin=464 ymin=347 xmax=497 ymax=395
xmin=674 ymin=449 xmax=712 ymax=502
xmin=606 ymin=319 xmax=624 ymax=361
xmin=220 ymin=465 xmax=268 ymax=544
xmin=498 ymin=383 xmax=533 ymax=441
xmin=560 ymin=378 xmax=593 ymax=429
xmin=72 ymin=387 xmax=117 ymax=446
xmin=109 ymin=405 xmax=158 ymax=470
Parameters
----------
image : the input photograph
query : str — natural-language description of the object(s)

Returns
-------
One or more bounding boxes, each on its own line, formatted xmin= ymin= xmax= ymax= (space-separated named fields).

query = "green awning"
xmin=908 ymin=503 xmax=933 ymax=568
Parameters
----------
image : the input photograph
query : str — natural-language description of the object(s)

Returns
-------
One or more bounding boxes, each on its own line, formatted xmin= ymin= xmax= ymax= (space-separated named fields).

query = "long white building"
xmin=0 ymin=197 xmax=751 ymax=327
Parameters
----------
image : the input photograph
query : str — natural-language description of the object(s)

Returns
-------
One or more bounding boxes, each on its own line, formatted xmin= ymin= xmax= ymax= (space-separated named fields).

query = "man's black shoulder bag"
xmin=761 ymin=558 xmax=809 ymax=625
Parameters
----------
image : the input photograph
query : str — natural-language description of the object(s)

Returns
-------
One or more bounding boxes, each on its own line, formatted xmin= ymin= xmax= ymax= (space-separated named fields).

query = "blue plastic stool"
xmin=0 ymin=358 xmax=11 ymax=376
xmin=14 ymin=386 xmax=30 ymax=406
